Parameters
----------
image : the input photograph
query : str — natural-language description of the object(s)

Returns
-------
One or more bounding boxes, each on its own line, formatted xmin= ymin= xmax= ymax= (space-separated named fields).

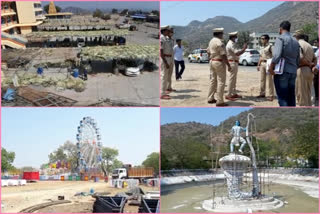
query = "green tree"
xmin=48 ymin=141 xmax=78 ymax=172
xmin=112 ymin=8 xmax=118 ymax=14
xmin=142 ymin=152 xmax=159 ymax=172
xmin=43 ymin=4 xmax=61 ymax=14
xmin=101 ymin=147 xmax=122 ymax=176
xmin=301 ymin=23 xmax=318 ymax=44
xmin=235 ymin=31 xmax=253 ymax=49
xmin=291 ymin=122 xmax=319 ymax=168
xmin=93 ymin=9 xmax=103 ymax=18
xmin=1 ymin=148 xmax=15 ymax=172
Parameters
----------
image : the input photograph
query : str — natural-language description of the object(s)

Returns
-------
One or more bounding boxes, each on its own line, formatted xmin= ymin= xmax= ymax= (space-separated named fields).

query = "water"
xmin=161 ymin=181 xmax=318 ymax=213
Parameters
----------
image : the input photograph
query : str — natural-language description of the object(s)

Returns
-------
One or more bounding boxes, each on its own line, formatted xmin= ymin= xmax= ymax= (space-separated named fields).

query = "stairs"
xmin=1 ymin=31 xmax=28 ymax=49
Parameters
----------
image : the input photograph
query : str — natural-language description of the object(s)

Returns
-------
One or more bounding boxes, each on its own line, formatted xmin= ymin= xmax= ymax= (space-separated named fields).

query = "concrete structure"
xmin=249 ymin=32 xmax=279 ymax=50
xmin=1 ymin=1 xmax=44 ymax=49
xmin=1 ymin=1 xmax=44 ymax=34
xmin=44 ymin=1 xmax=72 ymax=19
xmin=219 ymin=154 xmax=252 ymax=199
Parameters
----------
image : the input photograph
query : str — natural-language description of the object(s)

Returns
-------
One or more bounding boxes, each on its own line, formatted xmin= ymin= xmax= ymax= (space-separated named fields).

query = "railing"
xmin=1 ymin=31 xmax=28 ymax=44
xmin=1 ymin=9 xmax=16 ymax=14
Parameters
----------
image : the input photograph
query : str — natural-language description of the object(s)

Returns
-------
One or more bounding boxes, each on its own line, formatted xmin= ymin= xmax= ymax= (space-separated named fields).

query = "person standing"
xmin=225 ymin=31 xmax=247 ymax=100
xmin=207 ymin=28 xmax=232 ymax=106
xmin=173 ymin=39 xmax=185 ymax=80
xmin=257 ymin=34 xmax=275 ymax=101
xmin=166 ymin=27 xmax=176 ymax=92
xmin=313 ymin=40 xmax=319 ymax=105
xmin=268 ymin=21 xmax=300 ymax=106
xmin=294 ymin=30 xmax=317 ymax=106
xmin=160 ymin=25 xmax=173 ymax=100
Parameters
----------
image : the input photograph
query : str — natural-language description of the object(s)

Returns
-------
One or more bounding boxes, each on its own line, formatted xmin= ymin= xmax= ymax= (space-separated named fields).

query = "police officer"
xmin=160 ymin=25 xmax=174 ymax=100
xmin=294 ymin=30 xmax=317 ymax=106
xmin=257 ymin=34 xmax=274 ymax=101
xmin=207 ymin=28 xmax=232 ymax=106
xmin=225 ymin=31 xmax=247 ymax=100
xmin=167 ymin=27 xmax=175 ymax=92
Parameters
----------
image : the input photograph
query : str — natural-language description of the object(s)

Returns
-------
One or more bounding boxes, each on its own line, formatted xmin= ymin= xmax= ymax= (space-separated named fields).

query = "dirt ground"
xmin=1 ymin=21 xmax=160 ymax=107
xmin=1 ymin=181 xmax=159 ymax=213
xmin=161 ymin=61 xmax=317 ymax=107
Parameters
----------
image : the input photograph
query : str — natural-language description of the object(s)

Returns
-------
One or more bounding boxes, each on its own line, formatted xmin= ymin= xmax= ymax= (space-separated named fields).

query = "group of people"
xmin=207 ymin=21 xmax=318 ymax=107
xmin=161 ymin=21 xmax=319 ymax=107
xmin=160 ymin=25 xmax=185 ymax=100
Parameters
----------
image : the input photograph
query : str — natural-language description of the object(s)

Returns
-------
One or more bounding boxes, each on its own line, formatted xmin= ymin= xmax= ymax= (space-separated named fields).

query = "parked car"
xmin=239 ymin=49 xmax=260 ymax=66
xmin=188 ymin=49 xmax=209 ymax=63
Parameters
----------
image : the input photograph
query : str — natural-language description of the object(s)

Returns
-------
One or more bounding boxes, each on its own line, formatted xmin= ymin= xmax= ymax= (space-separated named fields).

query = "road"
xmin=161 ymin=60 xmax=315 ymax=107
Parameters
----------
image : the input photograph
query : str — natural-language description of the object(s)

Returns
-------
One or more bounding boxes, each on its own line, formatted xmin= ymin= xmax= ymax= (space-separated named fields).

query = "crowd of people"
xmin=160 ymin=21 xmax=319 ymax=107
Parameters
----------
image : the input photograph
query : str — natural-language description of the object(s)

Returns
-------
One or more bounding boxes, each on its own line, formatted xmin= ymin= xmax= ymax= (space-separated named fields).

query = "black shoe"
xmin=208 ymin=99 xmax=217 ymax=104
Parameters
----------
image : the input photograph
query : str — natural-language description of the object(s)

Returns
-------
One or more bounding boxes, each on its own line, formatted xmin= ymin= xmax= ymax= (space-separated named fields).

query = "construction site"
xmin=1 ymin=111 xmax=160 ymax=213
xmin=1 ymin=1 xmax=159 ymax=106
xmin=160 ymin=108 xmax=319 ymax=213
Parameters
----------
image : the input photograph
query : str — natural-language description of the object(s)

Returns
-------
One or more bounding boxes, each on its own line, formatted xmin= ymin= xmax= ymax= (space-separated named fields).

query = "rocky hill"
xmin=172 ymin=1 xmax=318 ymax=51
xmin=61 ymin=7 xmax=91 ymax=15
xmin=161 ymin=108 xmax=318 ymax=170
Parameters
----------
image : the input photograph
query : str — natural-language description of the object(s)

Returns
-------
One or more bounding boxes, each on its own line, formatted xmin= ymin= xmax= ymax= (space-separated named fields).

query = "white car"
xmin=188 ymin=49 xmax=209 ymax=63
xmin=239 ymin=49 xmax=260 ymax=66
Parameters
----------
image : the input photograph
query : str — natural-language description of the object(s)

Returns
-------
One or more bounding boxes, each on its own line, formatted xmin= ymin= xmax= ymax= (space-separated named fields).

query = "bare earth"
xmin=161 ymin=61 xmax=281 ymax=107
xmin=1 ymin=181 xmax=159 ymax=213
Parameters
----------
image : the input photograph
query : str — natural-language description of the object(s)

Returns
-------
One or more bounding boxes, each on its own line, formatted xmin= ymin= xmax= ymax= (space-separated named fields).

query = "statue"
xmin=230 ymin=120 xmax=247 ymax=153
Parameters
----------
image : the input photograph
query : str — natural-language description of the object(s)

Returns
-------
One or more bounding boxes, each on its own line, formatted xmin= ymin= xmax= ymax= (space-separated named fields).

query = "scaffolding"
xmin=209 ymin=114 xmax=272 ymax=208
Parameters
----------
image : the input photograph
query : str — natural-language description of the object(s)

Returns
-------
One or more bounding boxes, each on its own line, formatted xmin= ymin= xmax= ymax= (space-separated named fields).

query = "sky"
xmin=161 ymin=1 xmax=284 ymax=26
xmin=1 ymin=108 xmax=159 ymax=168
xmin=41 ymin=1 xmax=159 ymax=11
xmin=161 ymin=108 xmax=250 ymax=126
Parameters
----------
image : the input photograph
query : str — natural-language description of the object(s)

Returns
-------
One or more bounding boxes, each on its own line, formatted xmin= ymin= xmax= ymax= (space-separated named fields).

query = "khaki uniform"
xmin=296 ymin=39 xmax=317 ymax=106
xmin=226 ymin=40 xmax=239 ymax=96
xmin=167 ymin=37 xmax=175 ymax=90
xmin=259 ymin=44 xmax=274 ymax=97
xmin=207 ymin=37 xmax=227 ymax=104
xmin=160 ymin=34 xmax=174 ymax=95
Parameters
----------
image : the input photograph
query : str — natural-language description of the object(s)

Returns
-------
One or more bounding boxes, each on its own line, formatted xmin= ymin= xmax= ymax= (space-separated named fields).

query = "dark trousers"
xmin=274 ymin=72 xmax=296 ymax=106
xmin=174 ymin=60 xmax=185 ymax=80
xmin=314 ymin=72 xmax=319 ymax=101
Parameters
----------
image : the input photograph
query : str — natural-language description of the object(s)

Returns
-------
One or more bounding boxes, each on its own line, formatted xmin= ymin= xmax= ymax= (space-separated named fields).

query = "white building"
xmin=249 ymin=32 xmax=279 ymax=50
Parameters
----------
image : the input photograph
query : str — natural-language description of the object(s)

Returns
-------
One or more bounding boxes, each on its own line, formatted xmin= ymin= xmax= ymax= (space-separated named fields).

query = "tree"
xmin=102 ymin=14 xmax=111 ymax=21
xmin=1 ymin=148 xmax=15 ymax=172
xmin=48 ymin=141 xmax=78 ymax=172
xmin=120 ymin=9 xmax=128 ymax=16
xmin=151 ymin=10 xmax=159 ymax=16
xmin=142 ymin=152 xmax=159 ymax=173
xmin=43 ymin=4 xmax=61 ymax=14
xmin=235 ymin=31 xmax=253 ymax=49
xmin=112 ymin=8 xmax=118 ymax=14
xmin=291 ymin=122 xmax=319 ymax=168
xmin=301 ymin=23 xmax=318 ymax=44
xmin=93 ymin=9 xmax=103 ymax=18
xmin=101 ymin=147 xmax=122 ymax=176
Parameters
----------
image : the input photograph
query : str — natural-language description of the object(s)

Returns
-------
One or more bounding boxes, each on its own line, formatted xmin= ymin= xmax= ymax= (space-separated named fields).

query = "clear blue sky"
xmin=161 ymin=1 xmax=284 ymax=26
xmin=42 ymin=1 xmax=159 ymax=11
xmin=161 ymin=108 xmax=250 ymax=125
xmin=2 ymin=108 xmax=159 ymax=168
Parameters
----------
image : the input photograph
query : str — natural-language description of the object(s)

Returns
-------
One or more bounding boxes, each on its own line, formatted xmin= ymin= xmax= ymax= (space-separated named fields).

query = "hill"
xmin=172 ymin=1 xmax=318 ymax=51
xmin=161 ymin=108 xmax=318 ymax=170
xmin=61 ymin=7 xmax=91 ymax=14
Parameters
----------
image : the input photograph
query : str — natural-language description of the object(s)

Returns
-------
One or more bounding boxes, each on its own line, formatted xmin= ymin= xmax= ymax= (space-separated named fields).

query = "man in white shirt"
xmin=173 ymin=39 xmax=185 ymax=80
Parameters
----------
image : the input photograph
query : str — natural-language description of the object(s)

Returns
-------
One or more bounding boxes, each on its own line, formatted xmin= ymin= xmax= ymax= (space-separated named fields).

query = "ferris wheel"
xmin=76 ymin=116 xmax=102 ymax=173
